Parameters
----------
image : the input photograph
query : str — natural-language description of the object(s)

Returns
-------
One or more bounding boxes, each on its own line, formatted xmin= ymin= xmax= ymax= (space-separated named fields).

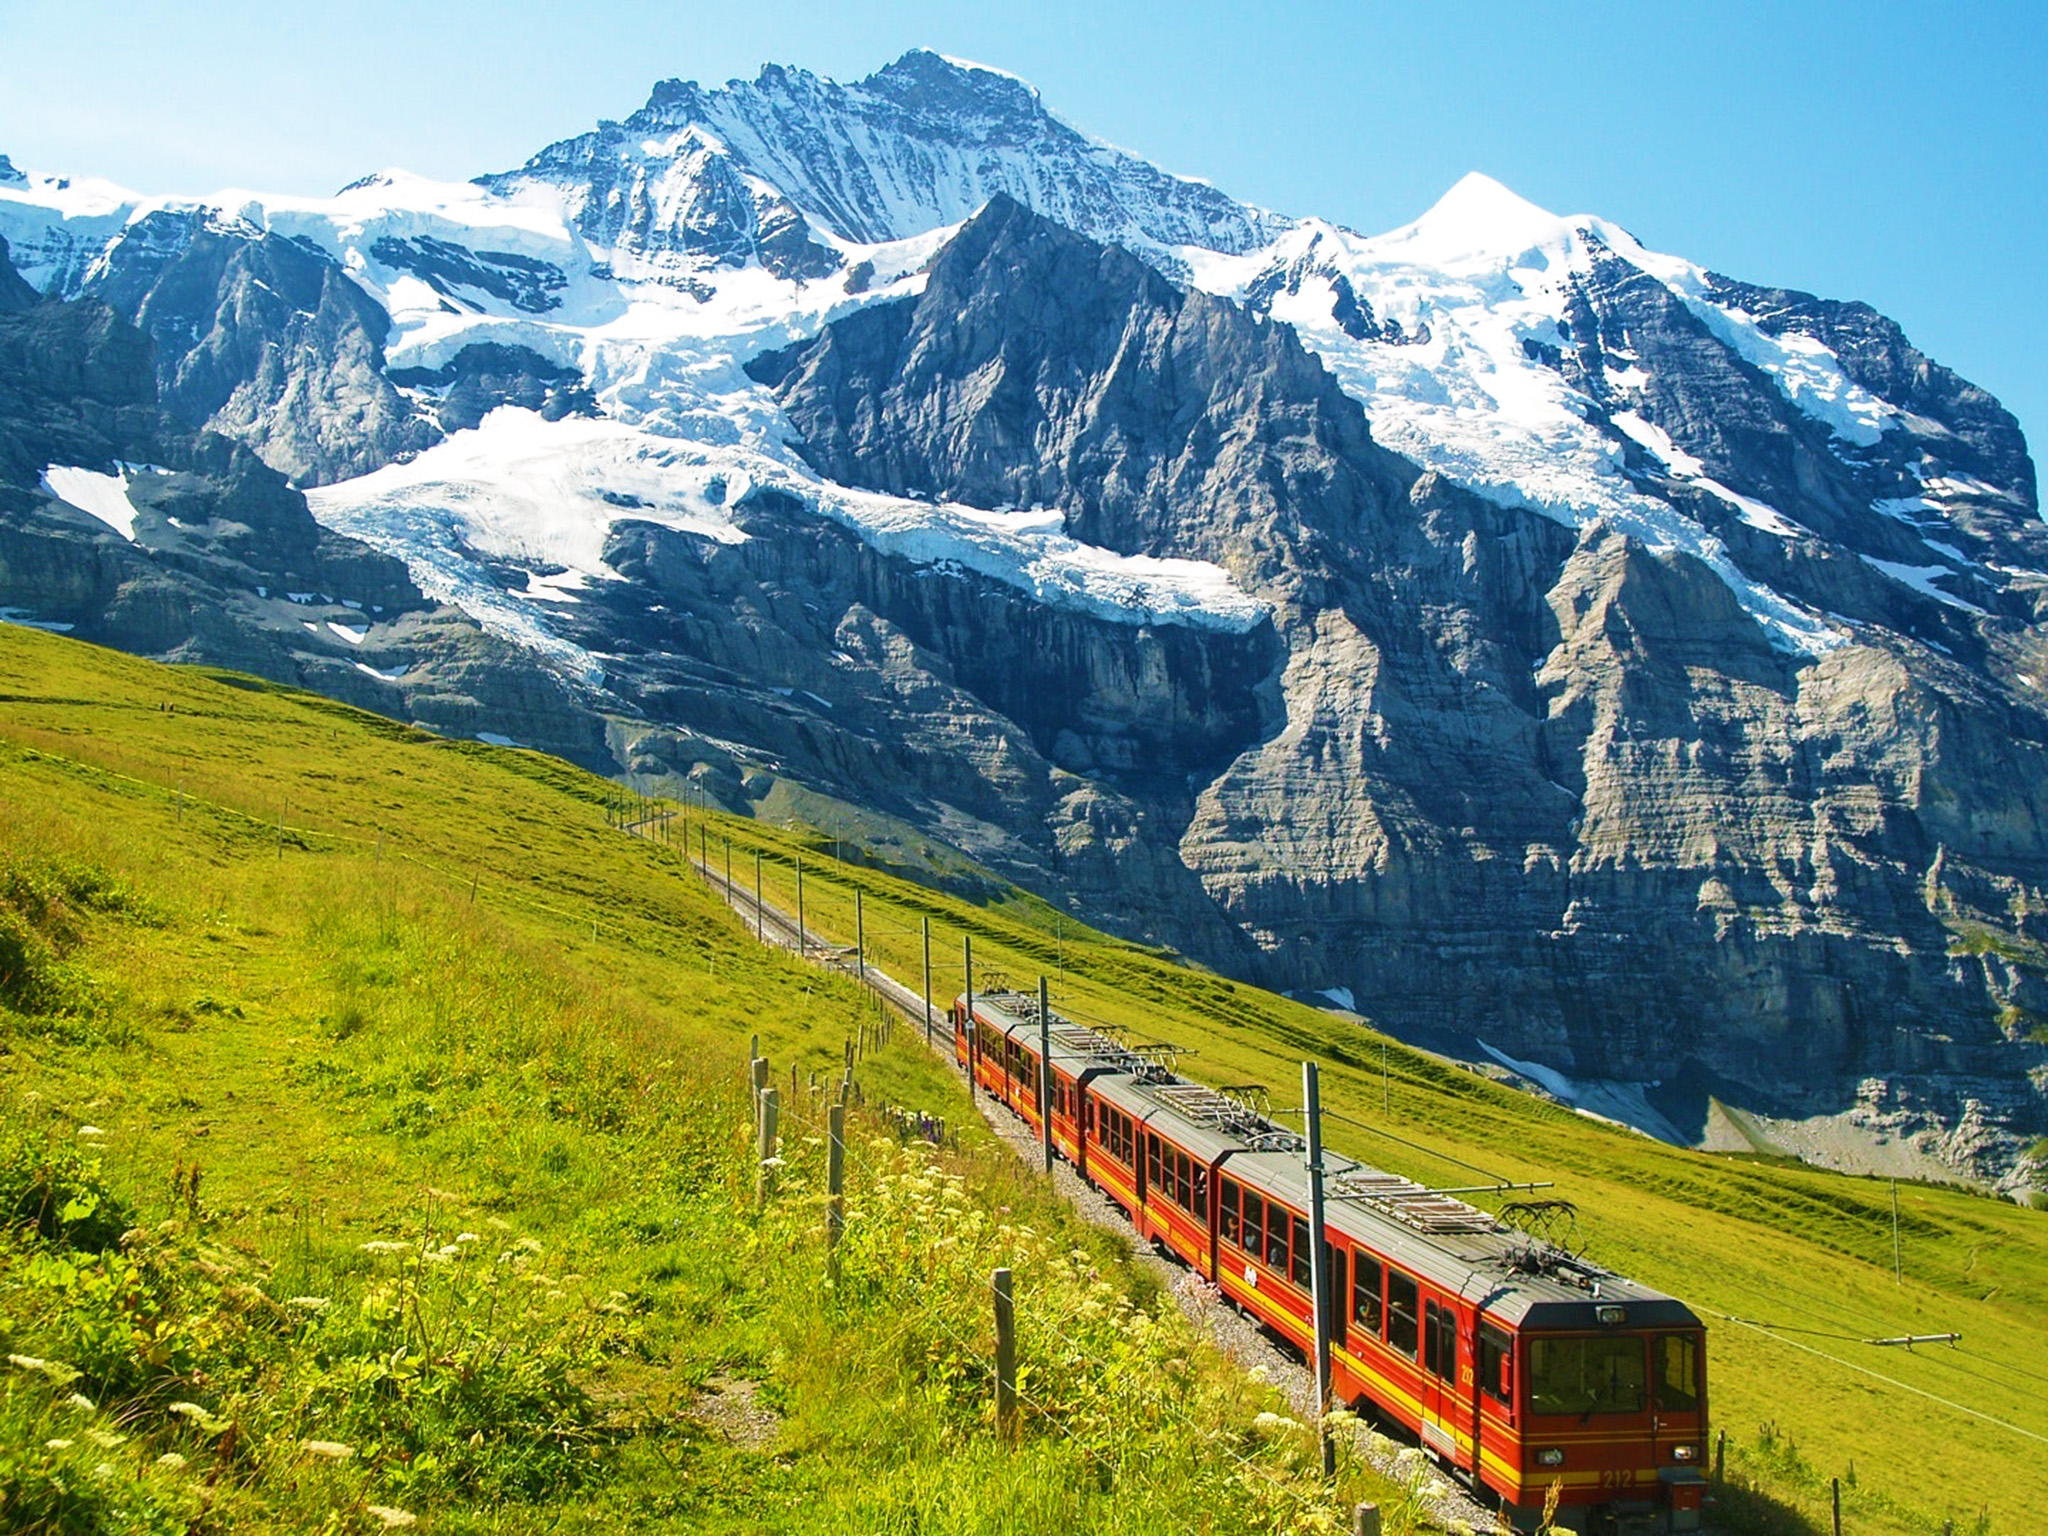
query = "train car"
xmin=952 ymin=991 xmax=1149 ymax=1183
xmin=1207 ymin=1141 xmax=1706 ymax=1533
xmin=948 ymin=991 xmax=1706 ymax=1533
xmin=1314 ymin=1172 xmax=1708 ymax=1534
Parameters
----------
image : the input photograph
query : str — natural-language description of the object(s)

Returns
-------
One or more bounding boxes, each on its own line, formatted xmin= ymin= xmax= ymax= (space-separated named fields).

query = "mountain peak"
xmin=1381 ymin=170 xmax=1580 ymax=268
xmin=862 ymin=48 xmax=1045 ymax=112
xmin=487 ymin=53 xmax=1289 ymax=256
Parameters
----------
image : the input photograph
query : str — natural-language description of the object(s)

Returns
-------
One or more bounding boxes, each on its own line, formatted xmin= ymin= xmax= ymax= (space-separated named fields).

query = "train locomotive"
xmin=953 ymin=989 xmax=1709 ymax=1536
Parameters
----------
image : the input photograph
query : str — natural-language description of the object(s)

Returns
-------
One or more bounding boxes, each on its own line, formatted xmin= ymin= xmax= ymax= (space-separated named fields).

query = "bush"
xmin=0 ymin=1131 xmax=134 ymax=1253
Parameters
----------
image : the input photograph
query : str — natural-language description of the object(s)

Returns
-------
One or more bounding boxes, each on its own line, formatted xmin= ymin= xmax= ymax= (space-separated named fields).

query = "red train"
xmin=955 ymin=990 xmax=1708 ymax=1536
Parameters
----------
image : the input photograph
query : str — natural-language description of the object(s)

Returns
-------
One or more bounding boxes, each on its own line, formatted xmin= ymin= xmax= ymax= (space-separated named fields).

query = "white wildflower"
xmin=365 ymin=1506 xmax=418 ymax=1527
xmin=9 ymin=1354 xmax=81 ymax=1386
xmin=167 ymin=1403 xmax=231 ymax=1435
xmin=155 ymin=1452 xmax=188 ymax=1470
xmin=301 ymin=1439 xmax=355 ymax=1461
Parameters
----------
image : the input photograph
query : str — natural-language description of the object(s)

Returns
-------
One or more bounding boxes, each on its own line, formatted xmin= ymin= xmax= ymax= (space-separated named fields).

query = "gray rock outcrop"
xmin=747 ymin=198 xmax=2048 ymax=1182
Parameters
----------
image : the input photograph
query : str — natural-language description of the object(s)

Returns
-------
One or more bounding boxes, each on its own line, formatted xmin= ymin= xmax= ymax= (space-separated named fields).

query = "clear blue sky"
xmin=2 ymin=0 xmax=2042 ymax=466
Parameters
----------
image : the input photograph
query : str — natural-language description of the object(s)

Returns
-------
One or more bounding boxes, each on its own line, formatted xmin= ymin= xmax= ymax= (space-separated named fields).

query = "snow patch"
xmin=1317 ymin=987 xmax=1357 ymax=1012
xmin=1861 ymin=556 xmax=1988 ymax=615
xmin=0 ymin=607 xmax=74 ymax=632
xmin=39 ymin=465 xmax=142 ymax=542
xmin=309 ymin=408 xmax=1266 ymax=684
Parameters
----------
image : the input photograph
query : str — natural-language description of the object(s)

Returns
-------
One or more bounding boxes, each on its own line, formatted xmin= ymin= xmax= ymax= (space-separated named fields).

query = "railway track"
xmin=660 ymin=840 xmax=1502 ymax=1532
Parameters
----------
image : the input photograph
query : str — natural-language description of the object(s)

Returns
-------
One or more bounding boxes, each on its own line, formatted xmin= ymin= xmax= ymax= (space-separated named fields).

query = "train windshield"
xmin=1527 ymin=1335 xmax=1647 ymax=1417
xmin=1654 ymin=1332 xmax=1702 ymax=1413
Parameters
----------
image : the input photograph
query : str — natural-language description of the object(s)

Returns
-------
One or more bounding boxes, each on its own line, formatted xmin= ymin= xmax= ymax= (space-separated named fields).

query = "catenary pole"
xmin=1305 ymin=1059 xmax=1335 ymax=1478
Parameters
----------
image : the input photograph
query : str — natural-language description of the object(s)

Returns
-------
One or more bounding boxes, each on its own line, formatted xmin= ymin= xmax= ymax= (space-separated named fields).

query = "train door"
xmin=1475 ymin=1322 xmax=1514 ymax=1497
xmin=1419 ymin=1299 xmax=1461 ymax=1464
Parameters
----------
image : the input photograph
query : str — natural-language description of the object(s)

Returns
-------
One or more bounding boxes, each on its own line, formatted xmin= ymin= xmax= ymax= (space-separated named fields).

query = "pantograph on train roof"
xmin=1325 ymin=1167 xmax=1504 ymax=1235
xmin=1146 ymin=1080 xmax=1303 ymax=1152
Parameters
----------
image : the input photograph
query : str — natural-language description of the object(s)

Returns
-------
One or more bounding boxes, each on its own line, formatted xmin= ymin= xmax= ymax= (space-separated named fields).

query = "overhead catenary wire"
xmin=1714 ymin=1313 xmax=2048 ymax=1448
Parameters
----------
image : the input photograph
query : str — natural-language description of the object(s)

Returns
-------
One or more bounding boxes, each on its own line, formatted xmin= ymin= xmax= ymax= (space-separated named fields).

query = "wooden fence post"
xmin=993 ymin=1267 xmax=1016 ymax=1441
xmin=757 ymin=1088 xmax=779 ymax=1207
xmin=1353 ymin=1506 xmax=1381 ymax=1536
xmin=1832 ymin=1478 xmax=1842 ymax=1536
xmin=826 ymin=1102 xmax=846 ymax=1283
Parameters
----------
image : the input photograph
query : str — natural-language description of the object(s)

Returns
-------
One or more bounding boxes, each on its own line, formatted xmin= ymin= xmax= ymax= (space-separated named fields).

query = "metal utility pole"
xmin=1304 ymin=1060 xmax=1335 ymax=1478
xmin=1892 ymin=1180 xmax=1903 ymax=1286
xmin=754 ymin=850 xmax=764 ymax=940
xmin=964 ymin=936 xmax=976 ymax=1098
xmin=856 ymin=889 xmax=866 ymax=985
xmin=1038 ymin=975 xmax=1053 ymax=1173
xmin=922 ymin=917 xmax=934 ymax=1046
xmin=795 ymin=853 xmax=806 ymax=955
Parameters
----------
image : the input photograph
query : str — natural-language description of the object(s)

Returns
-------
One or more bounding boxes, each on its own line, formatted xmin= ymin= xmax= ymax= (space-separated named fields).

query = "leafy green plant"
xmin=0 ymin=1130 xmax=134 ymax=1252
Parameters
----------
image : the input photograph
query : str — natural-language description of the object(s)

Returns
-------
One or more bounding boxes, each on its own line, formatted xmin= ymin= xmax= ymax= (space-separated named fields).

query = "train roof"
xmin=956 ymin=993 xmax=1700 ymax=1333
xmin=966 ymin=993 xmax=1173 ymax=1081
xmin=1224 ymin=1147 xmax=1700 ymax=1332
xmin=1090 ymin=1074 xmax=1245 ymax=1163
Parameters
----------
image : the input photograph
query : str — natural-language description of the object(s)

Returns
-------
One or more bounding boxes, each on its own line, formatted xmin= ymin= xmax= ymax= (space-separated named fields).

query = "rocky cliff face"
xmin=81 ymin=211 xmax=440 ymax=485
xmin=751 ymin=199 xmax=2048 ymax=1186
xmin=3 ymin=54 xmax=2044 ymax=1187
xmin=0 ymin=246 xmax=602 ymax=761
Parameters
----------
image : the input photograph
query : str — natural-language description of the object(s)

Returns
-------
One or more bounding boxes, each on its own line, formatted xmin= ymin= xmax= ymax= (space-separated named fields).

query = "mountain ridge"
xmin=0 ymin=51 xmax=2042 ymax=1189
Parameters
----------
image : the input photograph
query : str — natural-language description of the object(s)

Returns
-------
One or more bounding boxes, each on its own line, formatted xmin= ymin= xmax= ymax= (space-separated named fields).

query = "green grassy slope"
xmin=733 ymin=778 xmax=2048 ymax=1535
xmin=0 ymin=627 xmax=1378 ymax=1534
xmin=2 ymin=623 xmax=2043 ymax=1534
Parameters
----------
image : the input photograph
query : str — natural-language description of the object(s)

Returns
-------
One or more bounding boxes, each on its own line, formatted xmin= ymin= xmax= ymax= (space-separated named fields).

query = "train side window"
xmin=1192 ymin=1166 xmax=1208 ymax=1222
xmin=1352 ymin=1253 xmax=1383 ymax=1334
xmin=1290 ymin=1215 xmax=1311 ymax=1288
xmin=1654 ymin=1333 xmax=1701 ymax=1413
xmin=1245 ymin=1193 xmax=1266 ymax=1260
xmin=1220 ymin=1179 xmax=1240 ymax=1245
xmin=1424 ymin=1301 xmax=1457 ymax=1381
xmin=1146 ymin=1134 xmax=1161 ymax=1192
xmin=1177 ymin=1151 xmax=1193 ymax=1212
xmin=1478 ymin=1324 xmax=1513 ymax=1411
xmin=1387 ymin=1270 xmax=1420 ymax=1358
xmin=1264 ymin=1203 xmax=1290 ymax=1271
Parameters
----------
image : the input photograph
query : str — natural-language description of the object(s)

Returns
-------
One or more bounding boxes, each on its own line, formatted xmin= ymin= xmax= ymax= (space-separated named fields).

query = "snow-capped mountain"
xmin=1 ymin=50 xmax=2042 ymax=1189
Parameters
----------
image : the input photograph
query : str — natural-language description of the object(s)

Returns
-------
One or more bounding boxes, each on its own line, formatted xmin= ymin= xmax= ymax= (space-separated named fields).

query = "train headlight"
xmin=1672 ymin=1443 xmax=1699 ymax=1462
xmin=1535 ymin=1448 xmax=1565 ymax=1468
xmin=1595 ymin=1304 xmax=1628 ymax=1326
